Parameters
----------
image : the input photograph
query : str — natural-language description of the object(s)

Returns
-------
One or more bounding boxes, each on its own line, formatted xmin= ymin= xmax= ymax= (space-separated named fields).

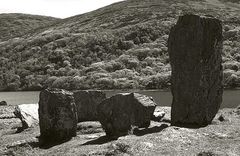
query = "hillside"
xmin=0 ymin=0 xmax=240 ymax=91
xmin=0 ymin=13 xmax=60 ymax=42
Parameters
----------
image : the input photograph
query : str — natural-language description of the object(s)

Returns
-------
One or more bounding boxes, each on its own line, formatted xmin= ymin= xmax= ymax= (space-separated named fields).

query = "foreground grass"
xmin=0 ymin=105 xmax=240 ymax=155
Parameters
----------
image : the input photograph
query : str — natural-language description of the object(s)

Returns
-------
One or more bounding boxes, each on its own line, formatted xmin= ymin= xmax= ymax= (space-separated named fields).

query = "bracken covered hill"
xmin=0 ymin=13 xmax=59 ymax=41
xmin=0 ymin=0 xmax=240 ymax=91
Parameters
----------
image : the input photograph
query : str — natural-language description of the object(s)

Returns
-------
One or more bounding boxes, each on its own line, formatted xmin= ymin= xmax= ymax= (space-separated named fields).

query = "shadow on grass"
xmin=133 ymin=123 xmax=169 ymax=136
xmin=81 ymin=135 xmax=117 ymax=146
xmin=161 ymin=118 xmax=171 ymax=124
xmin=171 ymin=122 xmax=209 ymax=129
xmin=26 ymin=136 xmax=72 ymax=149
xmin=82 ymin=123 xmax=169 ymax=145
xmin=15 ymin=127 xmax=25 ymax=133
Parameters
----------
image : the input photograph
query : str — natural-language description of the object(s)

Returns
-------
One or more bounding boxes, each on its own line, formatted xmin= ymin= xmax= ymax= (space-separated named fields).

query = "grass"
xmin=0 ymin=106 xmax=240 ymax=155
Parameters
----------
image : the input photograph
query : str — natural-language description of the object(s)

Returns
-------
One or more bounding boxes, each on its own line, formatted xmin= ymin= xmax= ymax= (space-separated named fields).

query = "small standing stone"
xmin=168 ymin=14 xmax=223 ymax=126
xmin=97 ymin=93 xmax=156 ymax=137
xmin=73 ymin=90 xmax=106 ymax=122
xmin=0 ymin=101 xmax=7 ymax=106
xmin=38 ymin=88 xmax=77 ymax=142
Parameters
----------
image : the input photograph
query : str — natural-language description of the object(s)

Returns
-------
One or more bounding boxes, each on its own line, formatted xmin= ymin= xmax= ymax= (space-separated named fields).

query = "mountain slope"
xmin=0 ymin=0 xmax=240 ymax=91
xmin=0 ymin=13 xmax=60 ymax=41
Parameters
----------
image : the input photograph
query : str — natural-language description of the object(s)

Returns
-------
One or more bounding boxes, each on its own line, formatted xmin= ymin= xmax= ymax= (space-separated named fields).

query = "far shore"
xmin=1 ymin=89 xmax=239 ymax=108
xmin=0 ymin=88 xmax=240 ymax=93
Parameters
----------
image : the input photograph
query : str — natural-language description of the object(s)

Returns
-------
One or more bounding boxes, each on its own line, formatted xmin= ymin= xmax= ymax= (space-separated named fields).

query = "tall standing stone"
xmin=168 ymin=14 xmax=223 ymax=127
xmin=38 ymin=88 xmax=77 ymax=142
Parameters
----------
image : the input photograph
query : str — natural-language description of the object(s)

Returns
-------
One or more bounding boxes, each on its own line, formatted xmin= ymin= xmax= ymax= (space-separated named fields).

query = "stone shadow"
xmin=82 ymin=123 xmax=169 ymax=145
xmin=26 ymin=136 xmax=72 ymax=149
xmin=171 ymin=122 xmax=209 ymax=129
xmin=81 ymin=135 xmax=117 ymax=146
xmin=133 ymin=123 xmax=169 ymax=136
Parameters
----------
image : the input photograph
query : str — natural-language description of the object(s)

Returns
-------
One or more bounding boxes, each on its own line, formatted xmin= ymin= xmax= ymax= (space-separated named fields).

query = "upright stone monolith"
xmin=168 ymin=14 xmax=223 ymax=127
xmin=38 ymin=88 xmax=77 ymax=143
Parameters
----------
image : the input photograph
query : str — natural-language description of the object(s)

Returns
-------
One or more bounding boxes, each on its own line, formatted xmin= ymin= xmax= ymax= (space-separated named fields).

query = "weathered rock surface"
xmin=0 ymin=101 xmax=7 ymax=106
xmin=73 ymin=90 xmax=106 ymax=122
xmin=38 ymin=88 xmax=78 ymax=142
xmin=14 ymin=104 xmax=39 ymax=129
xmin=168 ymin=14 xmax=223 ymax=126
xmin=151 ymin=111 xmax=165 ymax=122
xmin=97 ymin=93 xmax=156 ymax=137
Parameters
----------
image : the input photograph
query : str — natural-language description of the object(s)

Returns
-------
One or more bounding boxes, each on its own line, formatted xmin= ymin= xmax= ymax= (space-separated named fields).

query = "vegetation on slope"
xmin=0 ymin=13 xmax=59 ymax=42
xmin=0 ymin=0 xmax=240 ymax=91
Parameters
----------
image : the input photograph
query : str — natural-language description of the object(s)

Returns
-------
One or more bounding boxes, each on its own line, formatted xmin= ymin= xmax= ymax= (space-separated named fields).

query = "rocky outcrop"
xmin=73 ymin=90 xmax=106 ymax=122
xmin=0 ymin=101 xmax=7 ymax=106
xmin=168 ymin=14 xmax=223 ymax=127
xmin=97 ymin=93 xmax=156 ymax=137
xmin=14 ymin=104 xmax=39 ymax=129
xmin=38 ymin=88 xmax=78 ymax=142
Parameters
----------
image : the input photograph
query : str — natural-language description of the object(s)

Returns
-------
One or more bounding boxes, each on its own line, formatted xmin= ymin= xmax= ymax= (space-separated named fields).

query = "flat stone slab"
xmin=14 ymin=104 xmax=39 ymax=129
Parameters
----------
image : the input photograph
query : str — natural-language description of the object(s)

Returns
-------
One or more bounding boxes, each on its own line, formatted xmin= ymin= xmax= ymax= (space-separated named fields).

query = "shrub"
xmin=141 ymin=66 xmax=156 ymax=76
xmin=114 ymin=78 xmax=139 ymax=89
xmin=51 ymin=76 xmax=71 ymax=89
xmin=223 ymin=61 xmax=240 ymax=71
xmin=95 ymin=77 xmax=114 ymax=89
xmin=142 ymin=72 xmax=171 ymax=89
xmin=224 ymin=70 xmax=240 ymax=88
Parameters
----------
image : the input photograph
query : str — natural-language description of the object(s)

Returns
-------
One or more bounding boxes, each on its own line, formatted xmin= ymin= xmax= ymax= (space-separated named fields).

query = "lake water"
xmin=0 ymin=90 xmax=239 ymax=108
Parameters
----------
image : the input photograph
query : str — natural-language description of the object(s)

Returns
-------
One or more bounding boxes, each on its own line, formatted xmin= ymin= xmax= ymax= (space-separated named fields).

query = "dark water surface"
xmin=0 ymin=90 xmax=239 ymax=108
